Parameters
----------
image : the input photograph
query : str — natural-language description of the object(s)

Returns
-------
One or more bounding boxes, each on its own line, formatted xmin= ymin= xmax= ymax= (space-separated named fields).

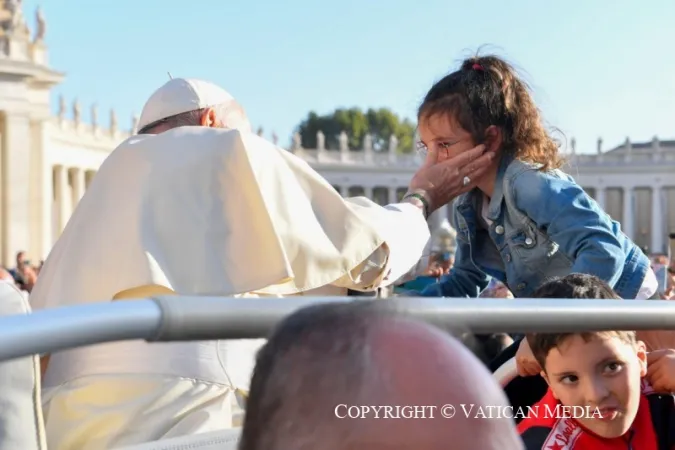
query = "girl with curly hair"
xmin=414 ymin=54 xmax=656 ymax=300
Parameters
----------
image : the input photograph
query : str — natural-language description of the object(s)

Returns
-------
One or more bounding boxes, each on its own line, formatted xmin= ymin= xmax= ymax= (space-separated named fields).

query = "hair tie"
xmin=472 ymin=63 xmax=483 ymax=71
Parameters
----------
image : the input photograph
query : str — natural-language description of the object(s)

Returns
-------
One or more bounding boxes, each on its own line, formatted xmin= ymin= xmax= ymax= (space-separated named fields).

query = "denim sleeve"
xmin=420 ymin=209 xmax=489 ymax=298
xmin=511 ymin=169 xmax=624 ymax=287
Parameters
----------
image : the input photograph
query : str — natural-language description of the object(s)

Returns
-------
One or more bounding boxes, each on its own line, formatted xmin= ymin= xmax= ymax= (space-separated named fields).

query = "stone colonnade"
xmin=49 ymin=165 xmax=97 ymax=246
xmin=584 ymin=184 xmax=675 ymax=254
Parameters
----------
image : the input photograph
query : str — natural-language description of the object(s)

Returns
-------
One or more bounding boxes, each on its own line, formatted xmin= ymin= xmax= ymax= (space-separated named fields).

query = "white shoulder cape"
xmin=31 ymin=127 xmax=387 ymax=308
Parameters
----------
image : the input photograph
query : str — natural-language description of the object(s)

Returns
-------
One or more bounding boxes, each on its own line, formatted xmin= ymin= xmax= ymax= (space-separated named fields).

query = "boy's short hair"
xmin=527 ymin=273 xmax=634 ymax=370
xmin=529 ymin=331 xmax=637 ymax=370
xmin=531 ymin=273 xmax=620 ymax=300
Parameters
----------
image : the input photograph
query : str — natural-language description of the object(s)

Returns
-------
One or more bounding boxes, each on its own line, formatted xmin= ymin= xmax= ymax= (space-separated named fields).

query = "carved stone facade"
xmin=292 ymin=134 xmax=675 ymax=254
xmin=0 ymin=3 xmax=134 ymax=265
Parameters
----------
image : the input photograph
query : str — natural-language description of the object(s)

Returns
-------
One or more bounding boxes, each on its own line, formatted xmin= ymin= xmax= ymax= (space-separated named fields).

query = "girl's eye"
xmin=438 ymin=140 xmax=461 ymax=151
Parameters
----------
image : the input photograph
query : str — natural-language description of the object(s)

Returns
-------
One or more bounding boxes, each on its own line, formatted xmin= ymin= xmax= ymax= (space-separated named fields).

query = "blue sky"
xmin=21 ymin=0 xmax=675 ymax=152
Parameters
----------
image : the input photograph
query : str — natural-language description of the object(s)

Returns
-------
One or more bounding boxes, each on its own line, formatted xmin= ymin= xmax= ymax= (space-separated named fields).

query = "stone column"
xmin=85 ymin=170 xmax=96 ymax=189
xmin=388 ymin=187 xmax=396 ymax=204
xmin=596 ymin=186 xmax=606 ymax=211
xmin=364 ymin=186 xmax=373 ymax=201
xmin=364 ymin=134 xmax=373 ymax=164
xmin=40 ymin=158 xmax=53 ymax=258
xmin=1 ymin=115 xmax=32 ymax=265
xmin=31 ymin=119 xmax=52 ymax=260
xmin=651 ymin=185 xmax=663 ymax=253
xmin=70 ymin=167 xmax=85 ymax=207
xmin=622 ymin=186 xmax=634 ymax=240
xmin=53 ymin=165 xmax=70 ymax=234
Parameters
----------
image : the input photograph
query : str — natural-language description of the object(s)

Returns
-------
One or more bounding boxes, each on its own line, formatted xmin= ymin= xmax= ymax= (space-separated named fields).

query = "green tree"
xmin=295 ymin=107 xmax=415 ymax=153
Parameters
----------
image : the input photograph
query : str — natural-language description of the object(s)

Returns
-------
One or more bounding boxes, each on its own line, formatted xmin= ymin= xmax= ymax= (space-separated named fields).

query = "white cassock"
xmin=30 ymin=127 xmax=430 ymax=450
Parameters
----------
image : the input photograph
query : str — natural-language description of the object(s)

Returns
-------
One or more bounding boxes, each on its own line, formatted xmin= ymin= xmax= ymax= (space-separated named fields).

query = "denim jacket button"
xmin=495 ymin=225 xmax=504 ymax=235
xmin=525 ymin=237 xmax=533 ymax=245
xmin=516 ymin=282 xmax=526 ymax=290
xmin=505 ymin=254 xmax=512 ymax=262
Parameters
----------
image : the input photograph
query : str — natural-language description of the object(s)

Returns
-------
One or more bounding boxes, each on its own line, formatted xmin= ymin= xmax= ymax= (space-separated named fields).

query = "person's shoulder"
xmin=505 ymin=160 xmax=579 ymax=206
xmin=506 ymin=160 xmax=573 ymax=188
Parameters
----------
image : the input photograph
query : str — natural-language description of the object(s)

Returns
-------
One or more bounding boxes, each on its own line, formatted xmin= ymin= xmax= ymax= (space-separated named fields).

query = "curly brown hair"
xmin=418 ymin=54 xmax=564 ymax=171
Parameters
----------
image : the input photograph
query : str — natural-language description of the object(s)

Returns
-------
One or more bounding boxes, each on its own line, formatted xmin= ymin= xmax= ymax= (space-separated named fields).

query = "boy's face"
xmin=541 ymin=334 xmax=647 ymax=439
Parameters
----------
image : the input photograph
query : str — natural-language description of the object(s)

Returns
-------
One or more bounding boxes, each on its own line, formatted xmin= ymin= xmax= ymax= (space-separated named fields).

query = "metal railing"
xmin=1 ymin=297 xmax=674 ymax=362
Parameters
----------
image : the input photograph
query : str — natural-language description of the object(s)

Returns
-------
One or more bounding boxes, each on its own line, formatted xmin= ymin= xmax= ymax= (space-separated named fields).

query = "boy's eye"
xmin=560 ymin=375 xmax=578 ymax=385
xmin=603 ymin=362 xmax=624 ymax=374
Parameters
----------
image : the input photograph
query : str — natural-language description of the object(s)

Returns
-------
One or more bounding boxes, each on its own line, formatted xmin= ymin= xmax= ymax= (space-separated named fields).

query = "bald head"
xmin=369 ymin=318 xmax=523 ymax=449
xmin=240 ymin=302 xmax=523 ymax=450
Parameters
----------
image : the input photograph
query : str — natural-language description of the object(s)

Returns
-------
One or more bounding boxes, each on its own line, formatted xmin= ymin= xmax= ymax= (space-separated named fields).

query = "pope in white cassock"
xmin=30 ymin=78 xmax=494 ymax=450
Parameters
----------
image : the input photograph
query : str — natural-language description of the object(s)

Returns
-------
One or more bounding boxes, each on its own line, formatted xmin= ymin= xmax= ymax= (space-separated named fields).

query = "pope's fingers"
xmin=463 ymin=154 xmax=494 ymax=179
xmin=430 ymin=145 xmax=482 ymax=171
xmin=450 ymin=144 xmax=486 ymax=166
xmin=474 ymin=149 xmax=496 ymax=167
xmin=436 ymin=147 xmax=493 ymax=175
xmin=443 ymin=153 xmax=492 ymax=192
xmin=422 ymin=149 xmax=439 ymax=168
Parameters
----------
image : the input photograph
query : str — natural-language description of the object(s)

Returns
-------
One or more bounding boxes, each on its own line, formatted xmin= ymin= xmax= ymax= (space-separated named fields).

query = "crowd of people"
xmin=1 ymin=53 xmax=675 ymax=449
xmin=0 ymin=251 xmax=42 ymax=296
xmin=408 ymin=247 xmax=674 ymax=301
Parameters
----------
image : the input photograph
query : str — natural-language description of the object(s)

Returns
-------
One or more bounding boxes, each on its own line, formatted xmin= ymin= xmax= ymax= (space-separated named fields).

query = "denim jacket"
xmin=421 ymin=156 xmax=650 ymax=299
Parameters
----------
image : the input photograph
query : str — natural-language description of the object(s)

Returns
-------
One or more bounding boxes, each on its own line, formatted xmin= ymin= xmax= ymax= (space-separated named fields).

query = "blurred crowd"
xmin=0 ymin=251 xmax=42 ymax=297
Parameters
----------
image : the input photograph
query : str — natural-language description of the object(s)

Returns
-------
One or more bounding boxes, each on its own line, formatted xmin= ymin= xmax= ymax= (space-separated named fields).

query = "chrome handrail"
xmin=0 ymin=297 xmax=673 ymax=362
